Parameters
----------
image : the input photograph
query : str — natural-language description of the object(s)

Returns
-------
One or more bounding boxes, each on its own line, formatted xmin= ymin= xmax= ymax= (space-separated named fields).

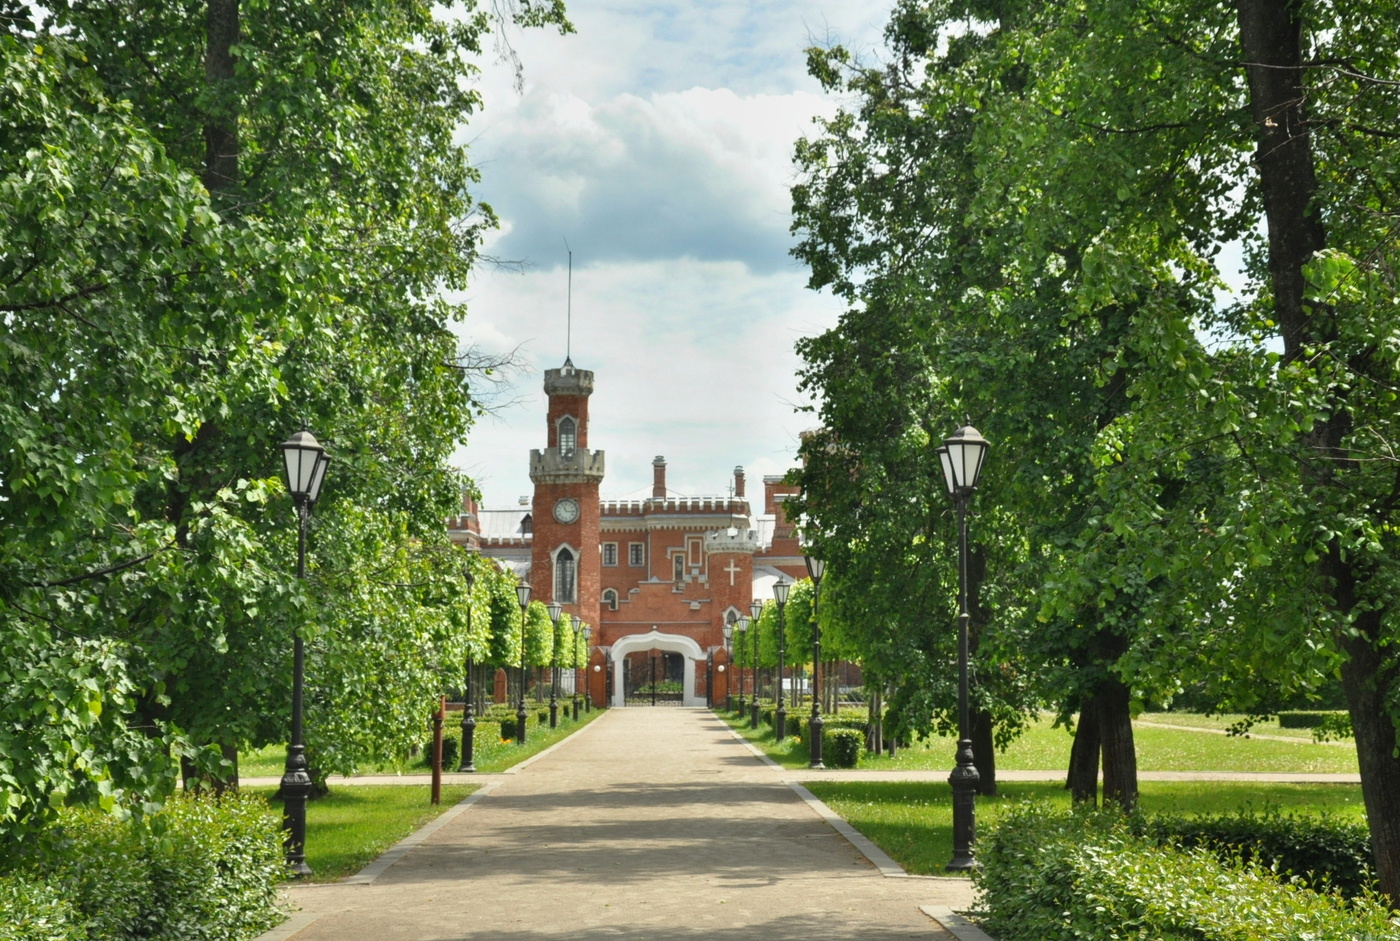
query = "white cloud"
xmin=449 ymin=0 xmax=889 ymax=509
xmin=451 ymin=258 xmax=842 ymax=503
xmin=476 ymin=85 xmax=836 ymax=271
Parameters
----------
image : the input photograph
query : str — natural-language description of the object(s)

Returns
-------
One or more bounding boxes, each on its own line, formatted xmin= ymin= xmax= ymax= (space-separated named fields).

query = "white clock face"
xmin=553 ymin=498 xmax=580 ymax=523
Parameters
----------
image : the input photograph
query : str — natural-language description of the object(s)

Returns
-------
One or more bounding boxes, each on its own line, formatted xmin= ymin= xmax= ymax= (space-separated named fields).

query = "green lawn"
xmin=239 ymin=704 xmax=607 ymax=779
xmin=805 ymin=779 xmax=1367 ymax=876
xmin=721 ymin=709 xmax=1359 ymax=774
xmin=246 ymin=784 xmax=476 ymax=882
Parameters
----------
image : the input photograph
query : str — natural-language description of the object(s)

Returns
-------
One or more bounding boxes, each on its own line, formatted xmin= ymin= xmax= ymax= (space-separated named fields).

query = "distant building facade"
xmin=447 ymin=359 xmax=806 ymax=706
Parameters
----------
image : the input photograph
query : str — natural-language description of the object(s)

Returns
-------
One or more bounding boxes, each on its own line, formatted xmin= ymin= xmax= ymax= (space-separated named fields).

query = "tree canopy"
xmin=791 ymin=0 xmax=1400 ymax=898
xmin=1 ymin=0 xmax=569 ymax=846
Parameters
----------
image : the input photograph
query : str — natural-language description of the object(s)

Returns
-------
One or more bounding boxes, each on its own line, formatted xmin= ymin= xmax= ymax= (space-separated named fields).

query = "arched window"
xmin=558 ymin=417 xmax=577 ymax=457
xmin=554 ymin=547 xmax=576 ymax=602
xmin=602 ymin=588 xmax=619 ymax=611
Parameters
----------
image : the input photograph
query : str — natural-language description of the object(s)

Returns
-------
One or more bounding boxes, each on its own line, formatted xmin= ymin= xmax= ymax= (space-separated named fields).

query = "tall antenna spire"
xmin=563 ymin=237 xmax=573 ymax=367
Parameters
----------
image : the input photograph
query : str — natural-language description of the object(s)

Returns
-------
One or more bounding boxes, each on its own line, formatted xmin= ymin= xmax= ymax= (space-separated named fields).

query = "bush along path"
xmin=975 ymin=805 xmax=1399 ymax=941
xmin=0 ymin=794 xmax=284 ymax=941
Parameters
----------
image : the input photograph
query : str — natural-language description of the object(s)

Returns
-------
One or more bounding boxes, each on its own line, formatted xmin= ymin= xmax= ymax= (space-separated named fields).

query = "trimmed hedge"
xmin=0 ymin=874 xmax=83 ymax=941
xmin=6 ymin=793 xmax=284 ymax=941
xmin=1147 ymin=809 xmax=1375 ymax=898
xmin=824 ymin=728 xmax=864 ymax=768
xmin=975 ymin=805 xmax=1399 ymax=941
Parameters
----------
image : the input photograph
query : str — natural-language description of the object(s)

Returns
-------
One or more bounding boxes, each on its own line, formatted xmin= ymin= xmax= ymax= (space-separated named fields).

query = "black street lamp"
xmin=278 ymin=428 xmax=329 ymax=877
xmin=458 ymin=566 xmax=477 ymax=773
xmin=546 ymin=602 xmax=563 ymax=729
xmin=938 ymin=422 xmax=990 ymax=871
xmin=736 ymin=616 xmax=749 ymax=718
xmin=571 ymin=619 xmax=583 ymax=720
xmin=773 ymin=578 xmax=790 ymax=741
xmin=805 ymin=553 xmax=826 ymax=770
xmin=650 ymin=650 xmax=658 ymax=707
xmin=722 ymin=621 xmax=734 ymax=711
xmin=748 ymin=601 xmax=761 ymax=724
xmin=582 ymin=624 xmax=592 ymax=711
xmin=515 ymin=582 xmax=531 ymax=745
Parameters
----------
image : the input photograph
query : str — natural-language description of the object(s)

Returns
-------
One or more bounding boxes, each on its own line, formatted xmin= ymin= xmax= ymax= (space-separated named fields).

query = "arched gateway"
xmin=609 ymin=629 xmax=706 ymax=707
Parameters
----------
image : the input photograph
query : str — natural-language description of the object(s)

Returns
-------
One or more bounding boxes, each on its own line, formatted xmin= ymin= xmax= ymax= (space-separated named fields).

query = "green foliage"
xmin=9 ymin=794 xmax=282 ymax=941
xmin=1146 ymin=810 xmax=1375 ymax=899
xmin=825 ymin=728 xmax=864 ymax=768
xmin=789 ymin=0 xmax=1400 ymax=889
xmin=0 ymin=873 xmax=83 ymax=941
xmin=0 ymin=1 xmax=571 ymax=845
xmin=975 ymin=805 xmax=1399 ymax=941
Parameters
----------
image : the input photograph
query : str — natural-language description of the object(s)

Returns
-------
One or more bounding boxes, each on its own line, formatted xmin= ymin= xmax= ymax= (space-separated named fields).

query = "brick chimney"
xmin=733 ymin=466 xmax=746 ymax=498
xmin=652 ymin=456 xmax=667 ymax=498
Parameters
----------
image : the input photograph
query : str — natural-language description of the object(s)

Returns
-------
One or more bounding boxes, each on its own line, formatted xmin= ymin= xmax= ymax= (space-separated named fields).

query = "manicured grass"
xmin=1134 ymin=711 xmax=1347 ymax=737
xmin=245 ymin=784 xmax=476 ymax=882
xmin=239 ymin=704 xmax=607 ymax=779
xmin=718 ymin=709 xmax=1359 ymax=774
xmin=804 ymin=779 xmax=1367 ymax=877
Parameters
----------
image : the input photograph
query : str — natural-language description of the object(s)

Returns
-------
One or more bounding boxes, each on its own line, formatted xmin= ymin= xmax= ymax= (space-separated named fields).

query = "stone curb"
xmin=785 ymin=780 xmax=908 ymax=877
xmin=251 ymin=713 xmax=612 ymax=941
xmin=721 ymin=720 xmax=970 ymax=884
xmin=923 ymin=906 xmax=999 ymax=941
xmin=341 ymin=781 xmax=501 ymax=885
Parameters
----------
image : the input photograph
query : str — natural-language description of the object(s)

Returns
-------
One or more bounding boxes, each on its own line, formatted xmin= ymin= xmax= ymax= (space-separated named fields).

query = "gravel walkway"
xmin=259 ymin=708 xmax=973 ymax=941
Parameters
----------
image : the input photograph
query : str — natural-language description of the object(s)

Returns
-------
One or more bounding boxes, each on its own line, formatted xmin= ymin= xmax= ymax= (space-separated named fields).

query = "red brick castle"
xmin=448 ymin=359 xmax=808 ymax=706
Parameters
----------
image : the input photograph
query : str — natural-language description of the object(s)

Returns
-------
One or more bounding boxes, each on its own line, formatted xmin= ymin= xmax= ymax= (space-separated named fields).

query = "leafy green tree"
xmin=791 ymin=0 xmax=1400 ymax=899
xmin=0 ymin=0 xmax=570 ymax=845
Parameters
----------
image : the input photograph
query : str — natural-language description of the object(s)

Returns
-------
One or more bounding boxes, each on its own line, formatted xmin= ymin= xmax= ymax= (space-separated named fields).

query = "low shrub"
xmin=497 ymin=711 xmax=543 ymax=741
xmin=17 ymin=793 xmax=284 ymax=941
xmin=1278 ymin=711 xmax=1328 ymax=728
xmin=976 ymin=805 xmax=1398 ymax=941
xmin=1146 ymin=809 xmax=1375 ymax=898
xmin=0 ymin=873 xmax=83 ymax=941
xmin=824 ymin=728 xmax=864 ymax=768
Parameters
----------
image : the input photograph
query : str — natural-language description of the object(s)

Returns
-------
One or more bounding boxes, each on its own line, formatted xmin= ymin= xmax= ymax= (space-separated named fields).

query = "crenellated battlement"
xmin=600 ymin=497 xmax=750 ymax=516
xmin=704 ymin=528 xmax=760 ymax=555
xmin=530 ymin=447 xmax=605 ymax=485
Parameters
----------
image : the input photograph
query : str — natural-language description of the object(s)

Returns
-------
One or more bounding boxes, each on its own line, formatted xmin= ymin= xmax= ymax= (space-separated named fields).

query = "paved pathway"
xmin=264 ymin=709 xmax=973 ymax=941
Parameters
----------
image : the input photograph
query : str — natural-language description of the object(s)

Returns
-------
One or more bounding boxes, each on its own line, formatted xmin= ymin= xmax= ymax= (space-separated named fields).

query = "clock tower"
xmin=529 ymin=359 xmax=605 ymax=631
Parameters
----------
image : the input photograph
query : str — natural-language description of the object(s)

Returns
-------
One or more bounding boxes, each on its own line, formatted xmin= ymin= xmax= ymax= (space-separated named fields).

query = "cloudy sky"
xmin=448 ymin=0 xmax=894 ymax=506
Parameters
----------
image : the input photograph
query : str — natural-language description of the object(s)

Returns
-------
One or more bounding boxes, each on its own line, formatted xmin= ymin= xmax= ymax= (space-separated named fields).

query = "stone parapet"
xmin=530 ymin=448 xmax=605 ymax=485
xmin=704 ymin=528 xmax=760 ymax=556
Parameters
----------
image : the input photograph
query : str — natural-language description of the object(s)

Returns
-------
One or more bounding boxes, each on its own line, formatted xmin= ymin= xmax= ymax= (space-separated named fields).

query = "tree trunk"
xmin=1235 ymin=0 xmax=1400 ymax=906
xmin=867 ymin=685 xmax=883 ymax=754
xmin=1066 ymin=695 xmax=1101 ymax=805
xmin=204 ymin=0 xmax=241 ymax=197
xmin=1332 ymin=570 xmax=1400 ymax=905
xmin=971 ymin=705 xmax=997 ymax=796
xmin=1099 ymin=679 xmax=1138 ymax=811
xmin=1234 ymin=0 xmax=1326 ymax=363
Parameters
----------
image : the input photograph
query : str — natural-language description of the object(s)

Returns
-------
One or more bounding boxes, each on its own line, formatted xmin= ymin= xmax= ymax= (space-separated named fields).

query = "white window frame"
xmin=553 ymin=544 xmax=578 ymax=603
xmin=628 ymin=542 xmax=645 ymax=566
xmin=557 ymin=415 xmax=577 ymax=457
xmin=602 ymin=542 xmax=618 ymax=566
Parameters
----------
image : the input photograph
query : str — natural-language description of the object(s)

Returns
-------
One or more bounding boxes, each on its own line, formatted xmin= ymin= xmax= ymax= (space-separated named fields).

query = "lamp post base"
xmin=809 ymin=712 xmax=825 ymax=769
xmin=549 ymin=697 xmax=558 ymax=729
xmin=946 ymin=738 xmax=980 ymax=871
xmin=516 ymin=702 xmax=528 ymax=745
xmin=280 ymin=749 xmax=314 ymax=878
xmin=457 ymin=714 xmax=477 ymax=772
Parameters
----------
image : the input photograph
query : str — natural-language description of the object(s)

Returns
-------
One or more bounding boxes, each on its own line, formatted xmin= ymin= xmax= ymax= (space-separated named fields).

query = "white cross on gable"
xmin=723 ymin=559 xmax=741 ymax=586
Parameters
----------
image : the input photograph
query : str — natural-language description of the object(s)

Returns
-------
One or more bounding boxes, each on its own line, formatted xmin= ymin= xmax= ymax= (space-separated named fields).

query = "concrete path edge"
xmin=923 ymin=906 xmax=998 ymax=941
xmin=251 ymin=714 xmax=614 ymax=941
